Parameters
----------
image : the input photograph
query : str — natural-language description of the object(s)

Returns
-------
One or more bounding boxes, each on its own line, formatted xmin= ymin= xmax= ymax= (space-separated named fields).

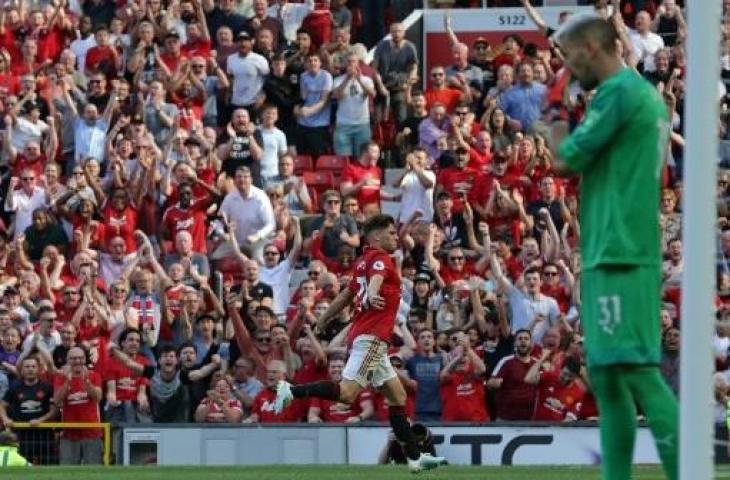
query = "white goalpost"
xmin=679 ymin=1 xmax=721 ymax=479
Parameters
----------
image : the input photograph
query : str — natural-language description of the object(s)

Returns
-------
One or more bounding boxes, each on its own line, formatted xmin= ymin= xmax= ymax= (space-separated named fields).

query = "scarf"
xmin=150 ymin=370 xmax=181 ymax=403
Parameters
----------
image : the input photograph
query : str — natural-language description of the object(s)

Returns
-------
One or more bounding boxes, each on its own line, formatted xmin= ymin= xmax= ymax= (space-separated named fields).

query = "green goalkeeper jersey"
xmin=559 ymin=68 xmax=669 ymax=270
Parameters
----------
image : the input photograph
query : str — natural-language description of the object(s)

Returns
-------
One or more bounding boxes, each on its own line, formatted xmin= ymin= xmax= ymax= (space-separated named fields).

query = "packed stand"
xmin=0 ymin=0 xmax=713 ymax=466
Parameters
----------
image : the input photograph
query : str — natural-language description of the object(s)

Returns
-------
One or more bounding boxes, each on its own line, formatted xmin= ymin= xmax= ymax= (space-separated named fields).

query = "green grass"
xmin=0 ymin=465 xmax=684 ymax=480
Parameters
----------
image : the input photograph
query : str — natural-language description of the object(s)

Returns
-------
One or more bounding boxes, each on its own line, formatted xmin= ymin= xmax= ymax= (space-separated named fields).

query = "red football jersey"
xmin=103 ymin=354 xmax=149 ymax=402
xmin=53 ymin=371 xmax=103 ymax=439
xmin=102 ymin=204 xmax=138 ymax=253
xmin=440 ymin=364 xmax=488 ymax=422
xmin=310 ymin=389 xmax=371 ymax=423
xmin=252 ymin=388 xmax=302 ymax=423
xmin=532 ymin=370 xmax=585 ymax=422
xmin=346 ymin=247 xmax=401 ymax=345
xmin=436 ymin=166 xmax=481 ymax=213
xmin=162 ymin=201 xmax=209 ymax=253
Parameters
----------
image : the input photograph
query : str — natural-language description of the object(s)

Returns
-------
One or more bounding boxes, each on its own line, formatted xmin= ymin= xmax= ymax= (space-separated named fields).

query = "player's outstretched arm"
xmin=316 ymin=287 xmax=355 ymax=332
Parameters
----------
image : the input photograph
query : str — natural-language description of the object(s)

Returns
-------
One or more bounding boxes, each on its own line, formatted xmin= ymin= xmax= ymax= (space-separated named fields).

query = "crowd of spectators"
xmin=0 ymin=0 xmax=721 ymax=466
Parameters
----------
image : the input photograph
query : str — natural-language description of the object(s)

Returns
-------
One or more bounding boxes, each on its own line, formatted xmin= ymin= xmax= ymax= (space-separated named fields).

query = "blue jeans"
xmin=334 ymin=123 xmax=372 ymax=156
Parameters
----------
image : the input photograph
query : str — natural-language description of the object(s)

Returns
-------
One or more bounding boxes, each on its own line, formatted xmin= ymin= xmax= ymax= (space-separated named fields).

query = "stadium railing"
xmin=10 ymin=422 xmax=112 ymax=466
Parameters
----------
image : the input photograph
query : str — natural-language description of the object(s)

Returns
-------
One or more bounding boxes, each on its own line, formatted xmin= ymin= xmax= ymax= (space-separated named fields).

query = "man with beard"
xmin=109 ymin=342 xmax=222 ymax=422
xmin=217 ymin=109 xmax=264 ymax=187
xmin=161 ymin=182 xmax=215 ymax=254
xmin=0 ymin=356 xmax=57 ymax=464
xmin=488 ymin=329 xmax=537 ymax=420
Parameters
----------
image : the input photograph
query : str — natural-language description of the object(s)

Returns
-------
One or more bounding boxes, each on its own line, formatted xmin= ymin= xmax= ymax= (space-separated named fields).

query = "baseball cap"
xmin=473 ymin=37 xmax=489 ymax=47
xmin=237 ymin=30 xmax=252 ymax=41
xmin=165 ymin=30 xmax=180 ymax=40
xmin=414 ymin=272 xmax=431 ymax=283
xmin=131 ymin=113 xmax=144 ymax=124
xmin=3 ymin=286 xmax=18 ymax=296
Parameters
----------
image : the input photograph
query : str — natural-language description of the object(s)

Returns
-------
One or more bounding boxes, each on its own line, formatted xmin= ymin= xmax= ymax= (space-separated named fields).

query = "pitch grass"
xmin=0 ymin=465 xmax=699 ymax=480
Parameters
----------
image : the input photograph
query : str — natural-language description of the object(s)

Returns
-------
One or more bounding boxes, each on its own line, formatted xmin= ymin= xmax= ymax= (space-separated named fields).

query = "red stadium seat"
xmin=316 ymin=155 xmax=349 ymax=175
xmin=302 ymin=171 xmax=335 ymax=196
xmin=294 ymin=154 xmax=314 ymax=175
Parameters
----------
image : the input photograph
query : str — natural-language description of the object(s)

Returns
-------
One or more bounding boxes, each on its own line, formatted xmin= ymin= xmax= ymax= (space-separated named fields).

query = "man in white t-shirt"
xmin=257 ymin=104 xmax=288 ymax=181
xmin=259 ymin=216 xmax=302 ymax=318
xmin=629 ymin=11 xmax=664 ymax=72
xmin=331 ymin=54 xmax=376 ymax=157
xmin=4 ymin=170 xmax=47 ymax=240
xmin=226 ymin=30 xmax=269 ymax=118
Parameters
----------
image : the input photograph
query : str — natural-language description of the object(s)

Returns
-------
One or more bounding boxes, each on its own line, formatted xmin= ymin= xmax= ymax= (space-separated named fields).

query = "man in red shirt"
xmin=488 ymin=329 xmax=537 ymax=420
xmin=308 ymin=357 xmax=374 ymax=423
xmin=524 ymin=352 xmax=585 ymax=422
xmin=439 ymin=332 xmax=488 ymax=421
xmin=341 ymin=141 xmax=399 ymax=211
xmin=436 ymin=146 xmax=480 ymax=213
xmin=424 ymin=65 xmax=470 ymax=113
xmin=85 ymin=24 xmax=121 ymax=77
xmin=181 ymin=6 xmax=212 ymax=58
xmin=103 ymin=328 xmax=150 ymax=423
xmin=160 ymin=30 xmax=186 ymax=73
xmin=53 ymin=346 xmax=103 ymax=465
xmin=274 ymin=215 xmax=446 ymax=473
xmin=161 ymin=182 xmax=211 ymax=253
xmin=246 ymin=359 xmax=302 ymax=423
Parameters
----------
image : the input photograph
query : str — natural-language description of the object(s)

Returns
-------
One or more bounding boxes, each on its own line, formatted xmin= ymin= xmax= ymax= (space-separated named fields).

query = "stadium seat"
xmin=294 ymin=154 xmax=314 ymax=175
xmin=316 ymin=155 xmax=349 ymax=176
xmin=302 ymin=171 xmax=335 ymax=196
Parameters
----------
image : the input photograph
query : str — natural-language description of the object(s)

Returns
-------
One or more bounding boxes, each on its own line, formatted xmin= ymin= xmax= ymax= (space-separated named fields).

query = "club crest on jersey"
xmin=372 ymin=260 xmax=385 ymax=271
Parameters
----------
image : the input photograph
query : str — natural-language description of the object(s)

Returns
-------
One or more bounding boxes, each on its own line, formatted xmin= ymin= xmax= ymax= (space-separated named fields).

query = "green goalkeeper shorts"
xmin=581 ymin=265 xmax=662 ymax=368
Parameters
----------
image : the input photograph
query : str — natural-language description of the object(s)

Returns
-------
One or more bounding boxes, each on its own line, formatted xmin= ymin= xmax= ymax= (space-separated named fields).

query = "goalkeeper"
xmin=550 ymin=13 xmax=678 ymax=480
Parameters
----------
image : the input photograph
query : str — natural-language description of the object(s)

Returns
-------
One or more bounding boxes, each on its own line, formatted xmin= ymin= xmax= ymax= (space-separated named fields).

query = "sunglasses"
xmin=308 ymin=271 xmax=321 ymax=277
xmin=89 ymin=79 xmax=103 ymax=85
xmin=543 ymin=271 xmax=559 ymax=277
xmin=449 ymin=256 xmax=465 ymax=261
xmin=455 ymin=111 xmax=469 ymax=115
xmin=431 ymin=72 xmax=444 ymax=77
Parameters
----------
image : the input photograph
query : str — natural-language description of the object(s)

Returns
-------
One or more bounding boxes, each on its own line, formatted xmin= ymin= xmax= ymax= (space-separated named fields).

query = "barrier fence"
xmin=9 ymin=422 xmax=112 ymax=466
